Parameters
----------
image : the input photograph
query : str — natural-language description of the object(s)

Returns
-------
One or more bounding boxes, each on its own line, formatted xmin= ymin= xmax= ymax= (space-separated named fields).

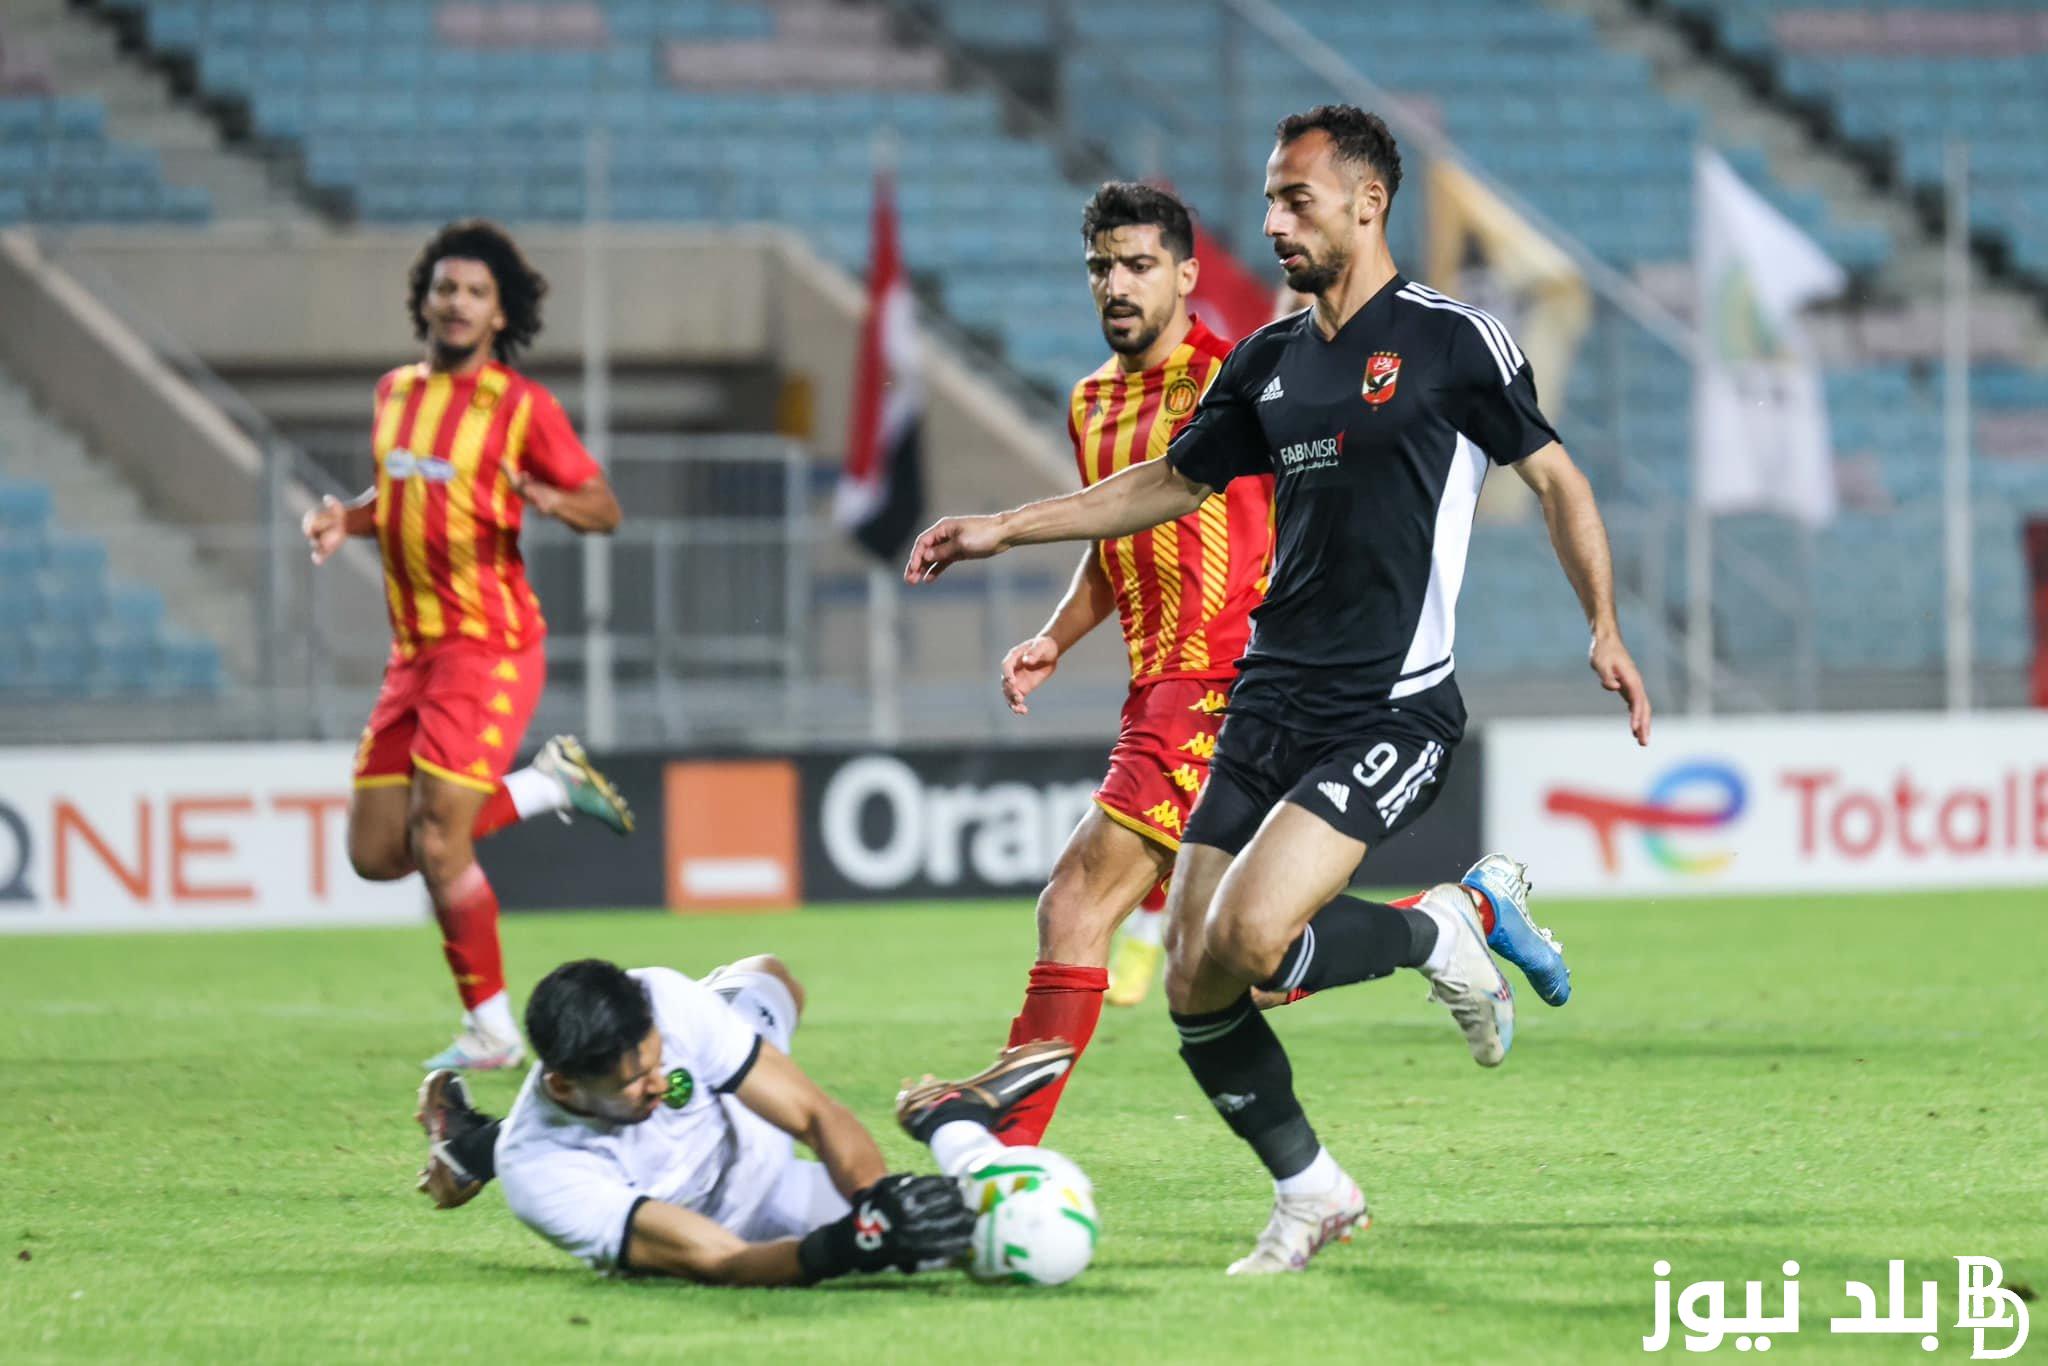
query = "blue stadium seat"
xmin=157 ymin=636 xmax=223 ymax=694
xmin=0 ymin=480 xmax=52 ymax=537
xmin=27 ymin=625 xmax=91 ymax=690
xmin=108 ymin=585 xmax=167 ymax=634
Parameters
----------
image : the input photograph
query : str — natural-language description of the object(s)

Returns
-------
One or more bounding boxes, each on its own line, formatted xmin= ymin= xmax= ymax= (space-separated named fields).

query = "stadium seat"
xmin=92 ymin=0 xmax=2047 ymax=683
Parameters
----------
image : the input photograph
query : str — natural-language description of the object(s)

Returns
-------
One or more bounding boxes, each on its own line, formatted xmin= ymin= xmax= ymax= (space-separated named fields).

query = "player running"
xmin=412 ymin=955 xmax=1075 ymax=1285
xmin=906 ymin=106 xmax=1645 ymax=1273
xmin=983 ymin=183 xmax=1272 ymax=1142
xmin=302 ymin=220 xmax=633 ymax=1073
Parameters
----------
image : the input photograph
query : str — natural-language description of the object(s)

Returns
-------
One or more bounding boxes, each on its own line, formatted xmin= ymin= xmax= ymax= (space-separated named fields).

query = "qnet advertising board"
xmin=0 ymin=744 xmax=424 ymax=933
xmin=1486 ymin=713 xmax=2048 ymax=896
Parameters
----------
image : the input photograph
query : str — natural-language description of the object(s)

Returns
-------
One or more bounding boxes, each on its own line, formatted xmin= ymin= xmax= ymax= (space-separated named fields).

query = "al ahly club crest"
xmin=1363 ymin=351 xmax=1401 ymax=407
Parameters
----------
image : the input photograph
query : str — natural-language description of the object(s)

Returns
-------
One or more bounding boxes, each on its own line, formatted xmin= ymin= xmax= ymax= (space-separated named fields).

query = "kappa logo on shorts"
xmin=1317 ymin=781 xmax=1350 ymax=814
xmin=1163 ymin=763 xmax=1204 ymax=794
xmin=1363 ymin=352 xmax=1402 ymax=407
xmin=1143 ymin=801 xmax=1186 ymax=836
xmin=1188 ymin=689 xmax=1228 ymax=715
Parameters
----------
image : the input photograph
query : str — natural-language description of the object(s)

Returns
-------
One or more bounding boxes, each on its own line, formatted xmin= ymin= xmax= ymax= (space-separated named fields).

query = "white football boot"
xmin=422 ymin=1024 xmax=526 ymax=1072
xmin=532 ymin=735 xmax=635 ymax=835
xmin=1226 ymin=1173 xmax=1369 ymax=1275
xmin=1414 ymin=883 xmax=1515 ymax=1067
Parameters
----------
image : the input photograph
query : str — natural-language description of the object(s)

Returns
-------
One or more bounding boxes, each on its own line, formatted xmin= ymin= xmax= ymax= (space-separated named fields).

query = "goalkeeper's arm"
xmin=619 ymin=1173 xmax=973 ymax=1286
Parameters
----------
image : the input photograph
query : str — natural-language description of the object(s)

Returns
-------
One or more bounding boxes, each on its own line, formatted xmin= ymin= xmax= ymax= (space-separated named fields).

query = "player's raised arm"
xmin=1001 ymin=548 xmax=1117 ymax=714
xmin=904 ymin=457 xmax=1211 ymax=584
xmin=1515 ymin=442 xmax=1651 ymax=746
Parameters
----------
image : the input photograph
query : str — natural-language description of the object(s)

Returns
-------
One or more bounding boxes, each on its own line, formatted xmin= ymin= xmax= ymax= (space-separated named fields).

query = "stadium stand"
xmin=0 ymin=92 xmax=212 ymax=226
xmin=1668 ymin=0 xmax=2048 ymax=284
xmin=19 ymin=0 xmax=2048 ymax=691
xmin=0 ymin=371 xmax=223 ymax=697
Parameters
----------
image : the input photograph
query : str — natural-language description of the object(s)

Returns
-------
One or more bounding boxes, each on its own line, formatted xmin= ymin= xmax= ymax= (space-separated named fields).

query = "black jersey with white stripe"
xmin=1166 ymin=274 xmax=1557 ymax=741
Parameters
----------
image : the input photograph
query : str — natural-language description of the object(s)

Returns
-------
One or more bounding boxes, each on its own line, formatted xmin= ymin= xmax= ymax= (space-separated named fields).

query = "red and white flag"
xmin=835 ymin=171 xmax=925 ymax=562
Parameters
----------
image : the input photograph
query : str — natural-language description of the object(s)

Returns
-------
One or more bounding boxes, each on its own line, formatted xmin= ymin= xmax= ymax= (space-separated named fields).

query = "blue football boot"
xmin=1462 ymin=854 xmax=1571 ymax=1006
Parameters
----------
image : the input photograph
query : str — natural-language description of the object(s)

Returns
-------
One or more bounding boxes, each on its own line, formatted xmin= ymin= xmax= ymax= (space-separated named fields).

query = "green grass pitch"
xmin=3 ymin=894 xmax=2042 ymax=1363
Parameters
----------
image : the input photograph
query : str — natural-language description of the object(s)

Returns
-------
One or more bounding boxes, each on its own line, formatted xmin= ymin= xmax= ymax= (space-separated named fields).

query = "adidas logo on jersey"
xmin=1257 ymin=376 xmax=1284 ymax=403
xmin=1318 ymin=781 xmax=1350 ymax=813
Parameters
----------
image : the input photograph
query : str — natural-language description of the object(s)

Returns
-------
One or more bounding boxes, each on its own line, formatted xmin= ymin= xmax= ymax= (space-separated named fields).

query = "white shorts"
xmin=701 ymin=962 xmax=801 ymax=1055
xmin=700 ymin=963 xmax=851 ymax=1241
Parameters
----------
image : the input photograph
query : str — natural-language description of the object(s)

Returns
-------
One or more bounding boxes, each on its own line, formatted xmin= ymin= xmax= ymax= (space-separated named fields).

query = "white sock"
xmin=504 ymin=765 xmax=568 ymax=819
xmin=468 ymin=991 xmax=519 ymax=1044
xmin=929 ymin=1120 xmax=1002 ymax=1177
xmin=1274 ymin=1146 xmax=1342 ymax=1196
xmin=1418 ymin=892 xmax=1459 ymax=977
xmin=1122 ymin=906 xmax=1166 ymax=947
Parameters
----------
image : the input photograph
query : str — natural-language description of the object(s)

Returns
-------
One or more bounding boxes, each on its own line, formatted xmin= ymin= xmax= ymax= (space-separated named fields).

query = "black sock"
xmin=1260 ymin=894 xmax=1439 ymax=997
xmin=902 ymin=1094 xmax=995 ymax=1145
xmin=1171 ymin=993 xmax=1321 ymax=1181
xmin=447 ymin=1117 xmax=502 ymax=1183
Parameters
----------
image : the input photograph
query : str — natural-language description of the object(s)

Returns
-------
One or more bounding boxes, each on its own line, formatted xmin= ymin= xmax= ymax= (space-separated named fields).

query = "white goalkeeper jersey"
xmin=494 ymin=966 xmax=790 ymax=1272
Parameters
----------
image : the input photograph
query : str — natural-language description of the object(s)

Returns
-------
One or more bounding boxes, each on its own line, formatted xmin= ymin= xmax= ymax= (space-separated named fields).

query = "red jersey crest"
xmin=1363 ymin=351 xmax=1402 ymax=407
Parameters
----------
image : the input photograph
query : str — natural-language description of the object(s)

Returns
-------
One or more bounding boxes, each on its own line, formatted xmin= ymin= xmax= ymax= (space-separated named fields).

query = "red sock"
xmin=1389 ymin=887 xmax=1493 ymax=933
xmin=995 ymin=961 xmax=1108 ymax=1146
xmin=471 ymin=783 xmax=518 ymax=841
xmin=435 ymin=863 xmax=505 ymax=1010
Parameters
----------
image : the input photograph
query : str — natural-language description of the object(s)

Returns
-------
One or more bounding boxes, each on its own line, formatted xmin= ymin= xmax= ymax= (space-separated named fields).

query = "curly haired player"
xmin=302 ymin=220 xmax=634 ymax=1071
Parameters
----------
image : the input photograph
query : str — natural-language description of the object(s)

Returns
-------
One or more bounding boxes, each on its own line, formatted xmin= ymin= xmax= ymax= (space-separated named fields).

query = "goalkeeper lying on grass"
xmin=412 ymin=953 xmax=1073 ymax=1285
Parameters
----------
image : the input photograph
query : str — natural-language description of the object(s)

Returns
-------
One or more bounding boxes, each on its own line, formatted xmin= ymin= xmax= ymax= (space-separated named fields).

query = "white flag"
xmin=1692 ymin=147 xmax=1846 ymax=527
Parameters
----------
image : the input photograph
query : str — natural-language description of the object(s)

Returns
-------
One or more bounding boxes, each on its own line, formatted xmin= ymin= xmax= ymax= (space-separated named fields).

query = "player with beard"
xmin=981 ymin=182 xmax=1273 ymax=1144
xmin=303 ymin=220 xmax=634 ymax=1072
xmin=906 ymin=107 xmax=1645 ymax=1272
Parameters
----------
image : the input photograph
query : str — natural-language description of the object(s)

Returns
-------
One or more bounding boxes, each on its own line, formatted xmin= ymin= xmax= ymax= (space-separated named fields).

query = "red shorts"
xmin=353 ymin=639 xmax=546 ymax=794
xmin=1094 ymin=677 xmax=1232 ymax=872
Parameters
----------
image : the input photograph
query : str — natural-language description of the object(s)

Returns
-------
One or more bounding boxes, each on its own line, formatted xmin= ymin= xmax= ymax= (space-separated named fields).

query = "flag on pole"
xmin=1693 ymin=147 xmax=1846 ymax=528
xmin=835 ymin=169 xmax=925 ymax=561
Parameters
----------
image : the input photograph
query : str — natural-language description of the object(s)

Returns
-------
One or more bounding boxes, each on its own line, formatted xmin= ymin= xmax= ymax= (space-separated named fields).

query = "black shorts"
xmin=1182 ymin=710 xmax=1454 ymax=855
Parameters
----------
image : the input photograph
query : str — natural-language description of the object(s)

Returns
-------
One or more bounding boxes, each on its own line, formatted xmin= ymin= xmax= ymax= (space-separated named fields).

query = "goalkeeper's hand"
xmin=799 ymin=1173 xmax=974 ymax=1280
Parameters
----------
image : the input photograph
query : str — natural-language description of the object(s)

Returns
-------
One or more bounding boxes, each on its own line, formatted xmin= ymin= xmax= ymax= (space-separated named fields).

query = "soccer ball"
xmin=958 ymin=1146 xmax=1097 ymax=1287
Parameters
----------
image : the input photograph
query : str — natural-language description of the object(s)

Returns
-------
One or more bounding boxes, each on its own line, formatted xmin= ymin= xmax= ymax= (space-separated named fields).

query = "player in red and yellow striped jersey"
xmin=983 ymin=184 xmax=1275 ymax=1144
xmin=302 ymin=221 xmax=629 ymax=1072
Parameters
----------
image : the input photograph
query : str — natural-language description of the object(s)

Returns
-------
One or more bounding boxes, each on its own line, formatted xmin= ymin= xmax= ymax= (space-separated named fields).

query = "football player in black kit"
xmin=905 ymin=105 xmax=1652 ymax=1275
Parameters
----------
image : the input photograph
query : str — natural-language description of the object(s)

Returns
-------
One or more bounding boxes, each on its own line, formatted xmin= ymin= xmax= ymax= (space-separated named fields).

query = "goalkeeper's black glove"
xmin=797 ymin=1173 xmax=975 ymax=1282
